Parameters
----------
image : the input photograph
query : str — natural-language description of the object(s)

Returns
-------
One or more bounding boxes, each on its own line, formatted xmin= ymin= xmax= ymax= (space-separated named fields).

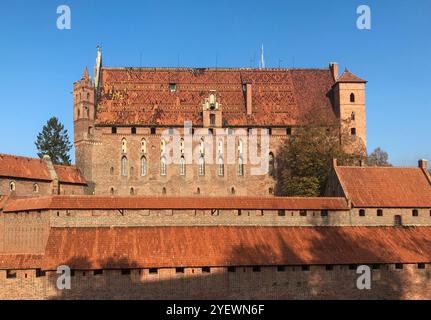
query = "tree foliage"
xmin=35 ymin=117 xmax=72 ymax=165
xmin=274 ymin=107 xmax=365 ymax=197
xmin=367 ymin=147 xmax=391 ymax=166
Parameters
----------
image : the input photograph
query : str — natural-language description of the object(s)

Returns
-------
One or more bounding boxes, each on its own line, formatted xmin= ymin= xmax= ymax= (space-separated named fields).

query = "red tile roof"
xmin=0 ymin=254 xmax=44 ymax=270
xmin=335 ymin=166 xmax=431 ymax=207
xmin=0 ymin=154 xmax=86 ymax=185
xmin=337 ymin=69 xmax=366 ymax=83
xmin=2 ymin=195 xmax=349 ymax=212
xmin=0 ymin=154 xmax=51 ymax=181
xmin=54 ymin=165 xmax=87 ymax=185
xmin=41 ymin=226 xmax=431 ymax=270
xmin=95 ymin=67 xmax=337 ymax=127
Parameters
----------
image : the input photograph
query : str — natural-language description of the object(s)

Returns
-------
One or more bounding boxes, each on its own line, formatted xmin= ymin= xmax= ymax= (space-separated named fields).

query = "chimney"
xmin=330 ymin=62 xmax=338 ymax=81
xmin=418 ymin=159 xmax=428 ymax=171
xmin=246 ymin=83 xmax=253 ymax=115
xmin=42 ymin=155 xmax=60 ymax=195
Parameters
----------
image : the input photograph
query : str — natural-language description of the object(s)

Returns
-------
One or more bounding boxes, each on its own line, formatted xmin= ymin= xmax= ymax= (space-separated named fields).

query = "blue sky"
xmin=0 ymin=0 xmax=429 ymax=165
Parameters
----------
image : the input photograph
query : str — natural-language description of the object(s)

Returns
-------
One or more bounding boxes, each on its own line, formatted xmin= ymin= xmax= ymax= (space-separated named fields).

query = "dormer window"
xmin=169 ymin=83 xmax=177 ymax=92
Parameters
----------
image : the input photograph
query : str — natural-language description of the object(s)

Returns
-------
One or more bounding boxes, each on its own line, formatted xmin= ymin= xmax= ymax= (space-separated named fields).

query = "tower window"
xmin=121 ymin=138 xmax=127 ymax=153
xmin=121 ymin=156 xmax=128 ymax=176
xmin=351 ymin=128 xmax=357 ymax=136
xmin=210 ymin=114 xmax=216 ymax=126
xmin=350 ymin=93 xmax=355 ymax=103
xmin=169 ymin=83 xmax=177 ymax=92
xmin=141 ymin=156 xmax=147 ymax=176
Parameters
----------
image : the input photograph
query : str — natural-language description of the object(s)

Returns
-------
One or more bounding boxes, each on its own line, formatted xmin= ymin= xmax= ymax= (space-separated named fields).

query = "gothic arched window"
xmin=121 ymin=156 xmax=128 ymax=176
xmin=218 ymin=156 xmax=224 ymax=176
xmin=180 ymin=156 xmax=186 ymax=176
xmin=199 ymin=156 xmax=205 ymax=176
xmin=237 ymin=156 xmax=244 ymax=176
xmin=268 ymin=152 xmax=275 ymax=176
xmin=160 ymin=156 xmax=167 ymax=176
xmin=350 ymin=93 xmax=355 ymax=103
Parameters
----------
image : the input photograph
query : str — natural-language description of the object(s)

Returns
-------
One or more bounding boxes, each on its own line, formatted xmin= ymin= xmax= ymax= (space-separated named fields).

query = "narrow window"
xmin=277 ymin=266 xmax=285 ymax=272
xmin=350 ymin=93 xmax=355 ymax=103
xmin=169 ymin=83 xmax=177 ymax=92
xmin=227 ymin=267 xmax=236 ymax=273
xmin=111 ymin=127 xmax=117 ymax=134
xmin=217 ymin=139 xmax=223 ymax=155
xmin=160 ymin=139 xmax=166 ymax=154
xmin=202 ymin=267 xmax=211 ymax=273
xmin=395 ymin=263 xmax=403 ymax=270
xmin=199 ymin=156 xmax=205 ymax=176
xmin=33 ymin=183 xmax=39 ymax=193
xmin=175 ymin=267 xmax=185 ymax=274
xmin=325 ymin=265 xmax=334 ymax=271
xmin=121 ymin=138 xmax=127 ymax=153
xmin=237 ymin=156 xmax=244 ymax=176
xmin=252 ymin=266 xmax=261 ymax=272
xmin=301 ymin=265 xmax=310 ymax=271
xmin=300 ymin=210 xmax=307 ymax=217
xmin=377 ymin=209 xmax=383 ymax=217
xmin=162 ymin=187 xmax=167 ymax=195
xmin=9 ymin=181 xmax=16 ymax=191
xmin=218 ymin=156 xmax=224 ymax=176
xmin=231 ymin=187 xmax=235 ymax=195
xmin=160 ymin=156 xmax=167 ymax=176
xmin=321 ymin=210 xmax=328 ymax=217
xmin=141 ymin=139 xmax=147 ymax=153
xmin=351 ymin=128 xmax=357 ymax=136
xmin=199 ymin=138 xmax=205 ymax=155
xmin=180 ymin=138 xmax=185 ymax=154
xmin=179 ymin=156 xmax=186 ymax=176
xmin=210 ymin=114 xmax=216 ymax=126
xmin=131 ymin=127 xmax=136 ymax=135
xmin=268 ymin=187 xmax=273 ymax=194
xmin=351 ymin=112 xmax=356 ymax=121
xmin=121 ymin=156 xmax=128 ymax=176
xmin=110 ymin=187 xmax=114 ymax=195
xmin=110 ymin=167 xmax=114 ymax=175
xmin=237 ymin=139 xmax=243 ymax=155
xmin=278 ymin=210 xmax=286 ymax=216
xmin=197 ymin=187 xmax=201 ymax=194
xmin=412 ymin=209 xmax=419 ymax=217
xmin=268 ymin=152 xmax=275 ymax=176
xmin=130 ymin=187 xmax=135 ymax=195
xmin=359 ymin=209 xmax=366 ymax=217
xmin=141 ymin=156 xmax=147 ymax=176
xmin=150 ymin=127 xmax=156 ymax=134
xmin=394 ymin=215 xmax=402 ymax=226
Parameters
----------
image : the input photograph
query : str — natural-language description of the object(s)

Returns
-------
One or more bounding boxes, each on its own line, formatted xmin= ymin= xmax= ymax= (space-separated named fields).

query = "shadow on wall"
xmin=44 ymin=229 xmax=416 ymax=300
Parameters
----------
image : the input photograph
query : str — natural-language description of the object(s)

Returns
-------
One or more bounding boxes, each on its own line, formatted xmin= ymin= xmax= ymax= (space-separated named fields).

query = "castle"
xmin=1 ymin=49 xmax=431 ymax=300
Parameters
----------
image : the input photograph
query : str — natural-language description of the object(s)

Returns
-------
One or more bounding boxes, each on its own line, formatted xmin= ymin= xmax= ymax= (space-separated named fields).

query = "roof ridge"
xmin=0 ymin=153 xmax=44 ymax=162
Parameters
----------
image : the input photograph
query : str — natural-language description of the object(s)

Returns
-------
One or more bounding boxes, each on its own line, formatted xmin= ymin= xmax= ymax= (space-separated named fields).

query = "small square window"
xmin=227 ymin=266 xmax=236 ymax=273
xmin=36 ymin=269 xmax=46 ymax=277
xmin=395 ymin=263 xmax=403 ymax=270
xmin=149 ymin=268 xmax=158 ymax=274
xmin=169 ymin=83 xmax=177 ymax=92
xmin=301 ymin=265 xmax=310 ymax=271
xmin=325 ymin=265 xmax=333 ymax=271
xmin=111 ymin=127 xmax=117 ymax=134
xmin=252 ymin=266 xmax=261 ymax=272
xmin=412 ymin=209 xmax=419 ymax=217
xmin=121 ymin=269 xmax=131 ymax=275
xmin=359 ymin=209 xmax=366 ymax=217
xmin=377 ymin=209 xmax=383 ymax=216
xmin=131 ymin=127 xmax=137 ymax=135
xmin=321 ymin=210 xmax=328 ymax=217
xmin=150 ymin=127 xmax=156 ymax=135
xmin=372 ymin=264 xmax=380 ymax=270
xmin=176 ymin=267 xmax=185 ymax=274
xmin=286 ymin=127 xmax=292 ymax=135
xmin=351 ymin=128 xmax=356 ymax=136
xmin=418 ymin=263 xmax=425 ymax=269
xmin=202 ymin=267 xmax=211 ymax=273
xmin=6 ymin=270 xmax=16 ymax=279
xmin=277 ymin=266 xmax=285 ymax=272
xmin=300 ymin=210 xmax=307 ymax=217
xmin=278 ymin=210 xmax=286 ymax=217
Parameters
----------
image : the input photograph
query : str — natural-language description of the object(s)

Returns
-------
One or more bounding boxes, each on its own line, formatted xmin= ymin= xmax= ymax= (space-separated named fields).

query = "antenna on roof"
xmin=259 ymin=44 xmax=265 ymax=69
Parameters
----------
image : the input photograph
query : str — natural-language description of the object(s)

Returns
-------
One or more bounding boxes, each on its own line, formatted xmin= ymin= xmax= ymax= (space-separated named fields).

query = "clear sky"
xmin=0 ymin=0 xmax=429 ymax=165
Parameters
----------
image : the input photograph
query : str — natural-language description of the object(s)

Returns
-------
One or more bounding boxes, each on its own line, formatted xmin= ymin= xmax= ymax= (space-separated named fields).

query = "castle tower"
xmin=73 ymin=66 xmax=96 ymax=194
xmin=202 ymin=90 xmax=223 ymax=128
xmin=331 ymin=64 xmax=367 ymax=154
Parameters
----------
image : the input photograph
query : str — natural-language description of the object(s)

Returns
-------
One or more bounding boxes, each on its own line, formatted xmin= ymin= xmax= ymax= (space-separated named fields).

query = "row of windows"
xmin=7 ymin=181 xmax=39 ymax=193
xmin=110 ymin=186 xmax=272 ymax=196
xmin=358 ymin=209 xmax=426 ymax=217
xmin=118 ymin=154 xmax=274 ymax=177
xmin=113 ymin=127 xmax=293 ymax=136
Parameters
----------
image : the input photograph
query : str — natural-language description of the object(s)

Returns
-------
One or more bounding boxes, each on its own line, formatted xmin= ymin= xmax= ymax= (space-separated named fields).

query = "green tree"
xmin=274 ymin=107 xmax=365 ymax=196
xmin=367 ymin=147 xmax=391 ymax=166
xmin=35 ymin=117 xmax=72 ymax=165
